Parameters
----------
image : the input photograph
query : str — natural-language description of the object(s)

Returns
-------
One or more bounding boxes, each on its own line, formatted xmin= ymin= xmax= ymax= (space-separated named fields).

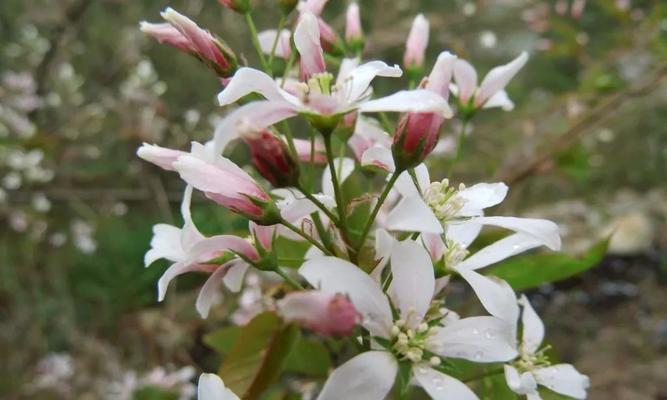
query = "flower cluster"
xmin=139 ymin=2 xmax=589 ymax=399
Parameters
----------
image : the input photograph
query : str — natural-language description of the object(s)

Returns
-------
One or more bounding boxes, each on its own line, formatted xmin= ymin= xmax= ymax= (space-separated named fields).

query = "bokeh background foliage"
xmin=1 ymin=0 xmax=666 ymax=398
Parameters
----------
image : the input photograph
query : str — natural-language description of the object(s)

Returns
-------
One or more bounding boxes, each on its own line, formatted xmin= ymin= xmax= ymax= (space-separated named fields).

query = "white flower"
xmin=300 ymin=240 xmax=517 ymax=400
xmin=197 ymin=373 xmax=239 ymax=400
xmin=504 ymin=296 xmax=590 ymax=400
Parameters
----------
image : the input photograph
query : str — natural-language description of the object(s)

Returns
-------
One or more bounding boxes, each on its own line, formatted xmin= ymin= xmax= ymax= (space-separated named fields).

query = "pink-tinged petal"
xmin=467 ymin=216 xmax=561 ymax=251
xmin=140 ymin=22 xmax=193 ymax=52
xmin=483 ymin=89 xmax=515 ymax=111
xmin=298 ymin=0 xmax=328 ymax=15
xmin=389 ymin=240 xmax=435 ymax=328
xmin=196 ymin=263 xmax=232 ymax=318
xmin=445 ymin=221 xmax=482 ymax=248
xmin=427 ymin=316 xmax=518 ymax=362
xmin=345 ymin=2 xmax=363 ymax=42
xmin=359 ymin=90 xmax=452 ymax=118
xmin=453 ymin=59 xmax=478 ymax=103
xmin=476 ymin=52 xmax=528 ymax=106
xmin=180 ymin=186 xmax=206 ymax=252
xmin=504 ymin=365 xmax=538 ymax=396
xmin=277 ymin=290 xmax=359 ymax=336
xmin=321 ymin=157 xmax=355 ymax=198
xmin=456 ymin=268 xmax=519 ymax=325
xmin=361 ymin=145 xmax=395 ymax=172
xmin=387 ymin=196 xmax=443 ymax=234
xmin=258 ymin=29 xmax=292 ymax=59
xmin=342 ymin=61 xmax=402 ymax=104
xmin=455 ymin=232 xmax=545 ymax=271
xmin=427 ymin=51 xmax=457 ymax=99
xmin=413 ymin=366 xmax=479 ymax=400
xmin=519 ymin=295 xmax=545 ymax=355
xmin=293 ymin=138 xmax=327 ymax=164
xmin=393 ymin=163 xmax=430 ymax=197
xmin=157 ymin=261 xmax=197 ymax=301
xmin=189 ymin=235 xmax=259 ymax=262
xmin=457 ymin=182 xmax=508 ymax=216
xmin=223 ymin=262 xmax=249 ymax=292
xmin=316 ymin=351 xmax=397 ymax=400
xmin=214 ymin=100 xmax=297 ymax=154
xmin=404 ymin=14 xmax=429 ymax=68
xmin=533 ymin=364 xmax=590 ymax=399
xmin=337 ymin=57 xmax=361 ymax=85
xmin=145 ymin=223 xmax=185 ymax=266
xmin=249 ymin=221 xmax=276 ymax=251
xmin=137 ymin=143 xmax=186 ymax=171
xmin=421 ymin=232 xmax=445 ymax=261
xmin=370 ymin=228 xmax=395 ymax=281
xmin=198 ymin=373 xmax=240 ymax=400
xmin=217 ymin=67 xmax=298 ymax=106
xmin=299 ymin=256 xmax=393 ymax=338
xmin=294 ymin=13 xmax=326 ymax=81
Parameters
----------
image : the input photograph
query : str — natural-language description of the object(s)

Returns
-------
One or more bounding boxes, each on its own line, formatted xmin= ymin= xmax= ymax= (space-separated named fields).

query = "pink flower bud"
xmin=404 ymin=14 xmax=429 ymax=69
xmin=218 ymin=0 xmax=251 ymax=14
xmin=158 ymin=8 xmax=237 ymax=77
xmin=278 ymin=291 xmax=359 ymax=336
xmin=391 ymin=112 xmax=444 ymax=171
xmin=345 ymin=3 xmax=364 ymax=52
xmin=137 ymin=143 xmax=187 ymax=171
xmin=239 ymin=123 xmax=300 ymax=188
xmin=140 ymin=22 xmax=193 ymax=53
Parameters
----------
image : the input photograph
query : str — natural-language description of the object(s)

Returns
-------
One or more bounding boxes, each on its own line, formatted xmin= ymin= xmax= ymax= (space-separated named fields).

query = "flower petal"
xmin=361 ymin=144 xmax=395 ymax=172
xmin=370 ymin=228 xmax=395 ymax=281
xmin=389 ymin=240 xmax=435 ymax=328
xmin=533 ymin=364 xmax=590 ymax=400
xmin=299 ymin=257 xmax=393 ymax=338
xmin=483 ymin=89 xmax=514 ymax=111
xmin=454 ymin=232 xmax=545 ymax=271
xmin=393 ymin=163 xmax=429 ymax=197
xmin=456 ymin=268 xmax=519 ymax=325
xmin=217 ymin=67 xmax=299 ymax=106
xmin=196 ymin=262 xmax=235 ymax=318
xmin=145 ymin=223 xmax=185 ymax=266
xmin=427 ymin=316 xmax=518 ymax=362
xmin=421 ymin=232 xmax=445 ymax=262
xmin=445 ymin=221 xmax=482 ymax=248
xmin=137 ymin=143 xmax=185 ymax=171
xmin=322 ymin=157 xmax=355 ymax=198
xmin=258 ymin=29 xmax=291 ymax=59
xmin=157 ymin=261 xmax=197 ymax=302
xmin=359 ymin=89 xmax=452 ymax=118
xmin=519 ymin=295 xmax=545 ymax=356
xmin=476 ymin=52 xmax=528 ymax=106
xmin=413 ymin=366 xmax=479 ymax=400
xmin=457 ymin=182 xmax=508 ymax=216
xmin=294 ymin=12 xmax=326 ymax=80
xmin=223 ymin=262 xmax=249 ymax=292
xmin=316 ymin=351 xmax=397 ymax=400
xmin=387 ymin=196 xmax=443 ymax=234
xmin=466 ymin=216 xmax=561 ymax=251
xmin=453 ymin=59 xmax=478 ymax=103
xmin=504 ymin=365 xmax=538 ymax=396
xmin=198 ymin=373 xmax=240 ymax=400
xmin=427 ymin=51 xmax=457 ymax=98
xmin=344 ymin=61 xmax=402 ymax=103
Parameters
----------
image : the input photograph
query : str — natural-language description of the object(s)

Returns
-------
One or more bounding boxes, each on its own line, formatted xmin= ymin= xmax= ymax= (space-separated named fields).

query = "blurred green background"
xmin=1 ymin=0 xmax=666 ymax=399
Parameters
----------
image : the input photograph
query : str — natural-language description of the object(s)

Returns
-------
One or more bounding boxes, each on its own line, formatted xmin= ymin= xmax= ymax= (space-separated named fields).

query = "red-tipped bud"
xmin=403 ymin=14 xmax=429 ymax=80
xmin=277 ymin=291 xmax=359 ymax=336
xmin=151 ymin=8 xmax=237 ymax=78
xmin=218 ymin=0 xmax=251 ymax=14
xmin=391 ymin=112 xmax=444 ymax=171
xmin=239 ymin=123 xmax=300 ymax=188
xmin=345 ymin=3 xmax=364 ymax=53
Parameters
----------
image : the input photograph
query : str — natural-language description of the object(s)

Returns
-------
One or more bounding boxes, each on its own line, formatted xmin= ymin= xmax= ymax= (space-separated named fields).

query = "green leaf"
xmin=487 ymin=239 xmax=609 ymax=291
xmin=203 ymin=325 xmax=241 ymax=355
xmin=284 ymin=337 xmax=332 ymax=377
xmin=218 ymin=312 xmax=300 ymax=399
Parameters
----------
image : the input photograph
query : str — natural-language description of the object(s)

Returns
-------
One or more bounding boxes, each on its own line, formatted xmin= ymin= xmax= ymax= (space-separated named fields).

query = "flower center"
xmin=298 ymin=72 xmax=335 ymax=97
xmin=424 ymin=179 xmax=467 ymax=222
xmin=514 ymin=345 xmax=551 ymax=372
xmin=390 ymin=319 xmax=441 ymax=366
xmin=443 ymin=239 xmax=469 ymax=269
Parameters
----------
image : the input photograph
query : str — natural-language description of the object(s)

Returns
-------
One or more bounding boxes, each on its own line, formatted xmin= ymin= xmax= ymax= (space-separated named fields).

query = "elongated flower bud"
xmin=239 ymin=122 xmax=300 ymax=188
xmin=392 ymin=112 xmax=444 ymax=171
xmin=157 ymin=8 xmax=238 ymax=78
xmin=218 ymin=0 xmax=251 ymax=14
xmin=404 ymin=14 xmax=429 ymax=72
xmin=345 ymin=3 xmax=364 ymax=53
xmin=277 ymin=291 xmax=359 ymax=336
xmin=294 ymin=12 xmax=327 ymax=81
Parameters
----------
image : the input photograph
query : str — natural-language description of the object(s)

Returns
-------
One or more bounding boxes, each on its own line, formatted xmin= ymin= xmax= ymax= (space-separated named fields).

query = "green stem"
xmin=461 ymin=367 xmax=505 ymax=383
xmin=274 ymin=266 xmax=304 ymax=289
xmin=281 ymin=121 xmax=298 ymax=159
xmin=280 ymin=218 xmax=332 ymax=256
xmin=448 ymin=119 xmax=469 ymax=177
xmin=312 ymin=212 xmax=337 ymax=255
xmin=244 ymin=12 xmax=270 ymax=73
xmin=280 ymin=47 xmax=297 ymax=88
xmin=356 ymin=171 xmax=400 ymax=252
xmin=268 ymin=15 xmax=286 ymax=69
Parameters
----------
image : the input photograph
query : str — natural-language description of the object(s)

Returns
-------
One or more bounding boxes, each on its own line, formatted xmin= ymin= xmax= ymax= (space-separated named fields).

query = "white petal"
xmin=258 ymin=29 xmax=291 ymax=59
xmin=389 ymin=240 xmax=435 ymax=328
xmin=217 ymin=67 xmax=299 ymax=106
xmin=453 ymin=59 xmax=478 ymax=103
xmin=322 ymin=157 xmax=355 ymax=198
xmin=198 ymin=373 xmax=240 ymax=400
xmin=316 ymin=351 xmax=397 ymax=400
xmin=456 ymin=268 xmax=519 ymax=325
xmin=393 ymin=164 xmax=429 ymax=197
xmin=467 ymin=216 xmax=561 ymax=251
xmin=504 ymin=365 xmax=538 ymax=396
xmin=196 ymin=263 xmax=231 ymax=318
xmin=223 ymin=262 xmax=249 ymax=292
xmin=426 ymin=51 xmax=457 ymax=98
xmin=294 ymin=12 xmax=326 ymax=79
xmin=145 ymin=224 xmax=185 ymax=266
xmin=519 ymin=295 xmax=545 ymax=355
xmin=299 ymin=257 xmax=393 ymax=338
xmin=387 ymin=196 xmax=443 ymax=234
xmin=533 ymin=364 xmax=590 ymax=400
xmin=361 ymin=144 xmax=395 ymax=172
xmin=427 ymin=316 xmax=518 ymax=362
xmin=370 ymin=228 xmax=395 ymax=281
xmin=445 ymin=221 xmax=482 ymax=248
xmin=344 ymin=61 xmax=402 ymax=103
xmin=454 ymin=232 xmax=546 ymax=271
xmin=483 ymin=89 xmax=515 ymax=111
xmin=359 ymin=89 xmax=453 ymax=118
xmin=421 ymin=232 xmax=445 ymax=262
xmin=157 ymin=261 xmax=197 ymax=302
xmin=476 ymin=52 xmax=528 ymax=106
xmin=336 ymin=57 xmax=361 ymax=85
xmin=413 ymin=366 xmax=479 ymax=400
xmin=457 ymin=182 xmax=508 ymax=216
